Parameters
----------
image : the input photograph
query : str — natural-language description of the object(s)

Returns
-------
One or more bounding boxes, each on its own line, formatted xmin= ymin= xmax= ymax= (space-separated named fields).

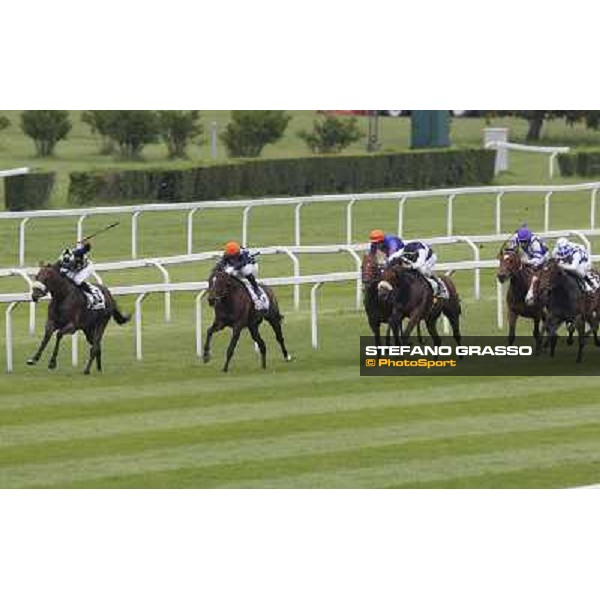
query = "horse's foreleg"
xmin=507 ymin=311 xmax=518 ymax=346
xmin=48 ymin=323 xmax=77 ymax=370
xmin=203 ymin=321 xmax=224 ymax=364
xmin=402 ymin=313 xmax=421 ymax=343
xmin=223 ymin=326 xmax=243 ymax=373
xmin=576 ymin=317 xmax=586 ymax=363
xmin=27 ymin=322 xmax=56 ymax=366
xmin=533 ymin=317 xmax=543 ymax=355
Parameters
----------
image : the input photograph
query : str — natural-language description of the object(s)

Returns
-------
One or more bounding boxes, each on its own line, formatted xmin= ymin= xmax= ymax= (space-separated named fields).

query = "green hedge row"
xmin=4 ymin=173 xmax=55 ymax=211
xmin=67 ymin=149 xmax=496 ymax=206
xmin=558 ymin=151 xmax=600 ymax=177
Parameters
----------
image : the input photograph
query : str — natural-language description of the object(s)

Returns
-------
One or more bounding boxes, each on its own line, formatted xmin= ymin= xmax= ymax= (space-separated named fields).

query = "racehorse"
xmin=496 ymin=247 xmax=545 ymax=346
xmin=362 ymin=253 xmax=425 ymax=344
xmin=203 ymin=270 xmax=292 ymax=372
xmin=377 ymin=262 xmax=462 ymax=346
xmin=27 ymin=263 xmax=130 ymax=374
xmin=530 ymin=258 xmax=598 ymax=362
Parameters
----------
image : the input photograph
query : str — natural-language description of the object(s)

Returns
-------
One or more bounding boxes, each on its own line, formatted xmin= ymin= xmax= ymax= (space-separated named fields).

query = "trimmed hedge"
xmin=68 ymin=149 xmax=496 ymax=206
xmin=4 ymin=172 xmax=55 ymax=211
xmin=558 ymin=151 xmax=600 ymax=177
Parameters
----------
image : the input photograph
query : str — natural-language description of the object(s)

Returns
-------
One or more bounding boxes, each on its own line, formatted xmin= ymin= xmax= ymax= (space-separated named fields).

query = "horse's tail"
xmin=441 ymin=274 xmax=462 ymax=315
xmin=112 ymin=305 xmax=131 ymax=325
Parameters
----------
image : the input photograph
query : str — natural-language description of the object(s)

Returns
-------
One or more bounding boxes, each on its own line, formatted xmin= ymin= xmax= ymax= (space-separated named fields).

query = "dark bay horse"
xmin=28 ymin=263 xmax=130 ymax=374
xmin=361 ymin=253 xmax=393 ymax=345
xmin=530 ymin=258 xmax=598 ymax=362
xmin=496 ymin=248 xmax=545 ymax=346
xmin=377 ymin=263 xmax=462 ymax=346
xmin=203 ymin=271 xmax=292 ymax=372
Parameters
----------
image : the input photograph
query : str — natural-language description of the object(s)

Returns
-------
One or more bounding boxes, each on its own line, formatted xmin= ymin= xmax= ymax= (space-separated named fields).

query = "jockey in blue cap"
xmin=508 ymin=226 xmax=549 ymax=268
xmin=369 ymin=230 xmax=404 ymax=263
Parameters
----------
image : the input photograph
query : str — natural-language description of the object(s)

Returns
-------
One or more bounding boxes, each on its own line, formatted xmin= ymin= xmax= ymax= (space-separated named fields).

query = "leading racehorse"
xmin=27 ymin=263 xmax=130 ymax=374
xmin=377 ymin=262 xmax=462 ymax=346
xmin=496 ymin=246 xmax=545 ymax=346
xmin=203 ymin=270 xmax=292 ymax=372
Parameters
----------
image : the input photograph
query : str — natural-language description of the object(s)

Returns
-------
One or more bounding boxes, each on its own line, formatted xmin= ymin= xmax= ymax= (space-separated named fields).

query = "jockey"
xmin=553 ymin=237 xmax=599 ymax=293
xmin=508 ymin=226 xmax=549 ymax=267
xmin=401 ymin=240 xmax=448 ymax=299
xmin=59 ymin=241 xmax=94 ymax=295
xmin=215 ymin=241 xmax=268 ymax=311
xmin=369 ymin=230 xmax=405 ymax=263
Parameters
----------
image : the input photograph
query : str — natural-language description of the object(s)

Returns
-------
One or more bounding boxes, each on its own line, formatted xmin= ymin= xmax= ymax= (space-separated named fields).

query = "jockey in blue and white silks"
xmin=369 ymin=230 xmax=404 ymax=263
xmin=396 ymin=239 xmax=448 ymax=300
xmin=508 ymin=226 xmax=549 ymax=268
xmin=553 ymin=237 xmax=599 ymax=292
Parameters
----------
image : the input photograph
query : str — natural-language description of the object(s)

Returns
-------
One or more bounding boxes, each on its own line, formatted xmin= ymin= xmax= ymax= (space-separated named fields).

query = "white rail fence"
xmin=485 ymin=141 xmax=571 ymax=178
xmin=2 ymin=229 xmax=597 ymax=338
xmin=2 ymin=182 xmax=600 ymax=266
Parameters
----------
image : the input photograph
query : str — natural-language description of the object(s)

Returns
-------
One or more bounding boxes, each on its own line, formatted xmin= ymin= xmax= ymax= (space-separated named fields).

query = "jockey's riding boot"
xmin=246 ymin=274 xmax=261 ymax=296
xmin=246 ymin=274 xmax=267 ymax=312
xmin=79 ymin=282 xmax=92 ymax=295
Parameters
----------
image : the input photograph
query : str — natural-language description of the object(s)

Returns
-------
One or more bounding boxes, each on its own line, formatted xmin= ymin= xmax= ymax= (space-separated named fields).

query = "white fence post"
xmin=135 ymin=293 xmax=148 ymax=360
xmin=346 ymin=198 xmax=357 ymax=245
xmin=132 ymin=211 xmax=141 ymax=259
xmin=397 ymin=195 xmax=408 ymax=238
xmin=72 ymin=332 xmax=78 ymax=367
xmin=310 ymin=282 xmax=323 ymax=349
xmin=591 ymin=188 xmax=598 ymax=230
xmin=447 ymin=194 xmax=455 ymax=237
xmin=495 ymin=192 xmax=504 ymax=235
xmin=5 ymin=302 xmax=19 ymax=373
xmin=77 ymin=215 xmax=87 ymax=243
xmin=146 ymin=260 xmax=171 ymax=323
xmin=294 ymin=203 xmax=303 ymax=246
xmin=544 ymin=192 xmax=553 ymax=232
xmin=195 ymin=290 xmax=207 ymax=358
xmin=497 ymin=279 xmax=504 ymax=330
xmin=187 ymin=207 xmax=200 ymax=255
xmin=242 ymin=206 xmax=252 ymax=247
xmin=19 ymin=218 xmax=29 ymax=267
xmin=277 ymin=248 xmax=301 ymax=310
xmin=344 ymin=248 xmax=363 ymax=310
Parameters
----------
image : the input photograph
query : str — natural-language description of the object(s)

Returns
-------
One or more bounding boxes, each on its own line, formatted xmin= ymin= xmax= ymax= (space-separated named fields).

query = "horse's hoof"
xmin=48 ymin=362 xmax=56 ymax=370
xmin=285 ymin=355 xmax=294 ymax=362
xmin=202 ymin=355 xmax=210 ymax=364
xmin=83 ymin=370 xmax=90 ymax=376
xmin=26 ymin=358 xmax=37 ymax=366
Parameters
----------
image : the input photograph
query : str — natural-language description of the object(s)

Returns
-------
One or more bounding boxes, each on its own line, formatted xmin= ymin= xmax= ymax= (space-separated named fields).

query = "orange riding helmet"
xmin=369 ymin=229 xmax=385 ymax=243
xmin=224 ymin=241 xmax=241 ymax=256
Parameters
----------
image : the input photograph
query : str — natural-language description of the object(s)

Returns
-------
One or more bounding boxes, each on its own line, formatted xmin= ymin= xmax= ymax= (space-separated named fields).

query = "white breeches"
xmin=66 ymin=263 xmax=94 ymax=285
xmin=417 ymin=254 xmax=437 ymax=277
xmin=561 ymin=259 xmax=590 ymax=279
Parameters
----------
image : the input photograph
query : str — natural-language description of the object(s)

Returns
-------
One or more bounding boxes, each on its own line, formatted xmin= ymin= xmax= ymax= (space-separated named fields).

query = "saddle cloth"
xmin=84 ymin=285 xmax=106 ymax=311
xmin=239 ymin=279 xmax=270 ymax=311
xmin=425 ymin=275 xmax=449 ymax=299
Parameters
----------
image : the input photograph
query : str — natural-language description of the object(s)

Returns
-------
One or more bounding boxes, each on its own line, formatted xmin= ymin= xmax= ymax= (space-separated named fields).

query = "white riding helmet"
xmin=555 ymin=237 xmax=572 ymax=259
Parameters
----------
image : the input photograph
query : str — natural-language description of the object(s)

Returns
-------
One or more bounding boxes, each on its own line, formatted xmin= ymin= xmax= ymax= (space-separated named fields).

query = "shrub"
xmin=4 ymin=172 xmax=55 ymax=211
xmin=68 ymin=149 xmax=495 ymax=206
xmin=81 ymin=110 xmax=116 ymax=154
xmin=0 ymin=116 xmax=10 ymax=132
xmin=20 ymin=111 xmax=71 ymax=157
xmin=298 ymin=115 xmax=362 ymax=154
xmin=100 ymin=111 xmax=160 ymax=159
xmin=221 ymin=111 xmax=291 ymax=157
xmin=558 ymin=151 xmax=600 ymax=176
xmin=157 ymin=111 xmax=203 ymax=159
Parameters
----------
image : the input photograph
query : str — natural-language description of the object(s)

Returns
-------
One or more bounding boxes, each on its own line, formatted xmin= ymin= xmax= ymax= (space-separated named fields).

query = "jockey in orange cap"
xmin=213 ymin=242 xmax=268 ymax=311
xmin=369 ymin=229 xmax=405 ymax=263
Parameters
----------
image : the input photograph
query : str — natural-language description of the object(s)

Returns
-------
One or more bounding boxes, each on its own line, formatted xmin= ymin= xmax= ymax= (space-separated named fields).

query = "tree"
xmin=100 ymin=111 xmax=161 ymax=159
xmin=81 ymin=110 xmax=116 ymax=154
xmin=20 ymin=111 xmax=71 ymax=156
xmin=483 ymin=110 xmax=600 ymax=141
xmin=221 ymin=111 xmax=291 ymax=158
xmin=298 ymin=115 xmax=362 ymax=154
xmin=157 ymin=111 xmax=203 ymax=159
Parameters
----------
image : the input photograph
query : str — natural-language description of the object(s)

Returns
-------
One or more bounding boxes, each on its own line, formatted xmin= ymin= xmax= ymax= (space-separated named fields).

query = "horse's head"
xmin=361 ymin=252 xmax=385 ymax=286
xmin=212 ymin=270 xmax=232 ymax=305
xmin=497 ymin=247 xmax=522 ymax=283
xmin=377 ymin=265 xmax=400 ymax=303
xmin=31 ymin=263 xmax=60 ymax=303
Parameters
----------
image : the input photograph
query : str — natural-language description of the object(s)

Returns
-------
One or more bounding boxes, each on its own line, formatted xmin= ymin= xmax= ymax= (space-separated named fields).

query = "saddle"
xmin=82 ymin=284 xmax=106 ymax=310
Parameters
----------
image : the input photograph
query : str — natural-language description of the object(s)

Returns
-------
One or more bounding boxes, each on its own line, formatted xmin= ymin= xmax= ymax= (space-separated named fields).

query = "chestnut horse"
xmin=496 ymin=247 xmax=545 ymax=346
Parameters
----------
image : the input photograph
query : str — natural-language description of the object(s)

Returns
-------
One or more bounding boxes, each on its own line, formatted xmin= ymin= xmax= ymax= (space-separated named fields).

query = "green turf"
xmin=2 ymin=113 xmax=600 ymax=488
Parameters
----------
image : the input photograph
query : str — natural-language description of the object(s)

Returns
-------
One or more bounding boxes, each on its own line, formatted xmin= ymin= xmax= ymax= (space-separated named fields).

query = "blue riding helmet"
xmin=516 ymin=226 xmax=532 ymax=244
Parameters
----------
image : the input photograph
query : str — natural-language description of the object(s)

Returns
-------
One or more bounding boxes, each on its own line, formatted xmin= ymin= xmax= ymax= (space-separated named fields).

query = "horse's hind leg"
xmin=249 ymin=323 xmax=267 ymax=369
xmin=576 ymin=318 xmax=586 ymax=363
xmin=267 ymin=315 xmax=292 ymax=361
xmin=424 ymin=316 xmax=442 ymax=346
xmin=27 ymin=322 xmax=56 ymax=366
xmin=444 ymin=307 xmax=462 ymax=346
xmin=223 ymin=326 xmax=243 ymax=373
